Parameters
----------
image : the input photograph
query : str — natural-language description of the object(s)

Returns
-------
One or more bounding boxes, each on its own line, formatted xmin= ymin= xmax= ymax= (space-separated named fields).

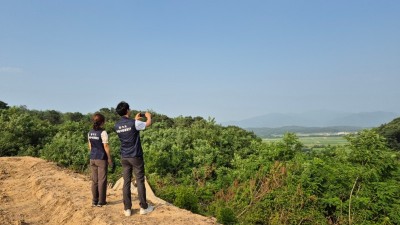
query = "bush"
xmin=41 ymin=131 xmax=88 ymax=172
xmin=173 ymin=186 xmax=199 ymax=213
xmin=0 ymin=107 xmax=55 ymax=156
xmin=216 ymin=207 xmax=237 ymax=225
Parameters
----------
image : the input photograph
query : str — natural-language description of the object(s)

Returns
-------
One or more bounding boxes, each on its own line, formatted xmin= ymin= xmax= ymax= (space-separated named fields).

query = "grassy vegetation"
xmin=264 ymin=136 xmax=348 ymax=148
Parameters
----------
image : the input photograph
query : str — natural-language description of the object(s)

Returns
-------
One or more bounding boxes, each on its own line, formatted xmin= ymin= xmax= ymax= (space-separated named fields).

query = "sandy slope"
xmin=0 ymin=157 xmax=218 ymax=225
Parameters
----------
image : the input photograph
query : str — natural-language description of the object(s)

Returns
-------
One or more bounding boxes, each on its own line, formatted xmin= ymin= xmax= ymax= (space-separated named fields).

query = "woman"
xmin=88 ymin=112 xmax=112 ymax=207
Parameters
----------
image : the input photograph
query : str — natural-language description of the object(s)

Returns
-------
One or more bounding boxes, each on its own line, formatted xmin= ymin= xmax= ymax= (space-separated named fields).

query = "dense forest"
xmin=1 ymin=100 xmax=399 ymax=225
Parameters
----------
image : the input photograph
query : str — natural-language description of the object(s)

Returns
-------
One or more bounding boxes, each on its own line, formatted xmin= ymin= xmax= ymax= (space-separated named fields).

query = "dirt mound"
xmin=0 ymin=157 xmax=218 ymax=225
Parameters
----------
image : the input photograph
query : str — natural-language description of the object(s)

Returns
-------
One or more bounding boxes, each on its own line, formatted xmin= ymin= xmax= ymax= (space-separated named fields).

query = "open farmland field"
xmin=264 ymin=136 xmax=348 ymax=148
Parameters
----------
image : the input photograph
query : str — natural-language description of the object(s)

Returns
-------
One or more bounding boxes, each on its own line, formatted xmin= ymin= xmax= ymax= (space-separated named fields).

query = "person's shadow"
xmin=106 ymin=199 xmax=123 ymax=205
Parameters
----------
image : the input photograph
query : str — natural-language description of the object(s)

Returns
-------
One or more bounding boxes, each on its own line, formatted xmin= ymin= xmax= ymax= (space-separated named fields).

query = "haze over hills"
xmin=221 ymin=110 xmax=400 ymax=128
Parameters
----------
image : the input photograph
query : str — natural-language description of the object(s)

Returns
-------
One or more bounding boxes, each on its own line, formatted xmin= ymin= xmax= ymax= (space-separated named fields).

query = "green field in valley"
xmin=264 ymin=136 xmax=348 ymax=148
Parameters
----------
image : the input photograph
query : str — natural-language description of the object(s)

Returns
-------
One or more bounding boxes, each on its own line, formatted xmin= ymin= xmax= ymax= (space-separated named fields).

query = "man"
xmin=114 ymin=101 xmax=154 ymax=216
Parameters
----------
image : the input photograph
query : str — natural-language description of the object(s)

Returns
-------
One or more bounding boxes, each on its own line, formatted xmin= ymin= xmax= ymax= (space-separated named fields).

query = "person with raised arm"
xmin=114 ymin=101 xmax=154 ymax=216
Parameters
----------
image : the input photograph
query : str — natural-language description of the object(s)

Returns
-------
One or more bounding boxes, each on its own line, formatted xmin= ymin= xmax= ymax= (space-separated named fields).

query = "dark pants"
xmin=90 ymin=159 xmax=108 ymax=205
xmin=121 ymin=157 xmax=148 ymax=210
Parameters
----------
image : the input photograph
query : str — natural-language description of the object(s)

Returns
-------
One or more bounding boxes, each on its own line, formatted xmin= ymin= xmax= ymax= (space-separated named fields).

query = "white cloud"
xmin=0 ymin=67 xmax=23 ymax=73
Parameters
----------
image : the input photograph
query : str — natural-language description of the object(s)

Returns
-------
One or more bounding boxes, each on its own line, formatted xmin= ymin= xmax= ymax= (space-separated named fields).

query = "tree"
xmin=345 ymin=130 xmax=400 ymax=224
xmin=39 ymin=110 xmax=63 ymax=124
xmin=40 ymin=121 xmax=89 ymax=171
xmin=63 ymin=112 xmax=87 ymax=122
xmin=375 ymin=117 xmax=400 ymax=151
xmin=0 ymin=106 xmax=55 ymax=156
xmin=346 ymin=129 xmax=394 ymax=176
xmin=272 ymin=132 xmax=303 ymax=161
xmin=0 ymin=100 xmax=9 ymax=109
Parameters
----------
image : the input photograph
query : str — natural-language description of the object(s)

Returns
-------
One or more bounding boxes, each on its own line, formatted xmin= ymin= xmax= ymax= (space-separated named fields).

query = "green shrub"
xmin=41 ymin=131 xmax=88 ymax=172
xmin=173 ymin=186 xmax=199 ymax=213
xmin=216 ymin=207 xmax=237 ymax=225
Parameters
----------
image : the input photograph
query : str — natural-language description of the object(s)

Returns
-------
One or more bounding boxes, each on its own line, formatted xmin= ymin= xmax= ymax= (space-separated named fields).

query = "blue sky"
xmin=1 ymin=1 xmax=399 ymax=122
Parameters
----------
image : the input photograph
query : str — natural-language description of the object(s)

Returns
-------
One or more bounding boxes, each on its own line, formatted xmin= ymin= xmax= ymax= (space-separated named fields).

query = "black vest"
xmin=114 ymin=117 xmax=143 ymax=158
xmin=88 ymin=129 xmax=108 ymax=160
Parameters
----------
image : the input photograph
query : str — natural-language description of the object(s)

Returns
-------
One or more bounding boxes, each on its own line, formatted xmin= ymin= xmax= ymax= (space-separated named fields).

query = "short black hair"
xmin=116 ymin=101 xmax=129 ymax=116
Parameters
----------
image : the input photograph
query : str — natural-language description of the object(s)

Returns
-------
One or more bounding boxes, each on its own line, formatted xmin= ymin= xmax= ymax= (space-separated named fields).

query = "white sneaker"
xmin=124 ymin=209 xmax=131 ymax=217
xmin=140 ymin=205 xmax=154 ymax=215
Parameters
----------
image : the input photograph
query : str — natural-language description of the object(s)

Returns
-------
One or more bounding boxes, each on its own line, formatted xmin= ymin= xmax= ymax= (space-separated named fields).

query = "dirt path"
xmin=0 ymin=157 xmax=218 ymax=225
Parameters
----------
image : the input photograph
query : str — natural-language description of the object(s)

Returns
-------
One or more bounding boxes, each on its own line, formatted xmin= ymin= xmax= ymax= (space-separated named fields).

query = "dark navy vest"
xmin=114 ymin=116 xmax=143 ymax=158
xmin=88 ymin=129 xmax=108 ymax=160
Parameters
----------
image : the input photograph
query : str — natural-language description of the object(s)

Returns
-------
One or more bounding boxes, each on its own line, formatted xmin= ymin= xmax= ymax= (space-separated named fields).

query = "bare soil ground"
xmin=0 ymin=157 xmax=218 ymax=225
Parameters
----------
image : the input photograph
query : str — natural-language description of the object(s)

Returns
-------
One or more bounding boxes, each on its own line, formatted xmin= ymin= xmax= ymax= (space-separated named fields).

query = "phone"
xmin=139 ymin=113 xmax=146 ymax=117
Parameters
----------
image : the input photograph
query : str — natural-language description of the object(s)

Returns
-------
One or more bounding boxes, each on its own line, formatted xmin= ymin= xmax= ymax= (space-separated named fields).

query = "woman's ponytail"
xmin=92 ymin=113 xmax=105 ymax=130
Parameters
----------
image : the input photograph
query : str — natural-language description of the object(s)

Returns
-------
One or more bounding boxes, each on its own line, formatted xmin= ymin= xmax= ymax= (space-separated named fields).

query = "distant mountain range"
xmin=221 ymin=110 xmax=400 ymax=128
